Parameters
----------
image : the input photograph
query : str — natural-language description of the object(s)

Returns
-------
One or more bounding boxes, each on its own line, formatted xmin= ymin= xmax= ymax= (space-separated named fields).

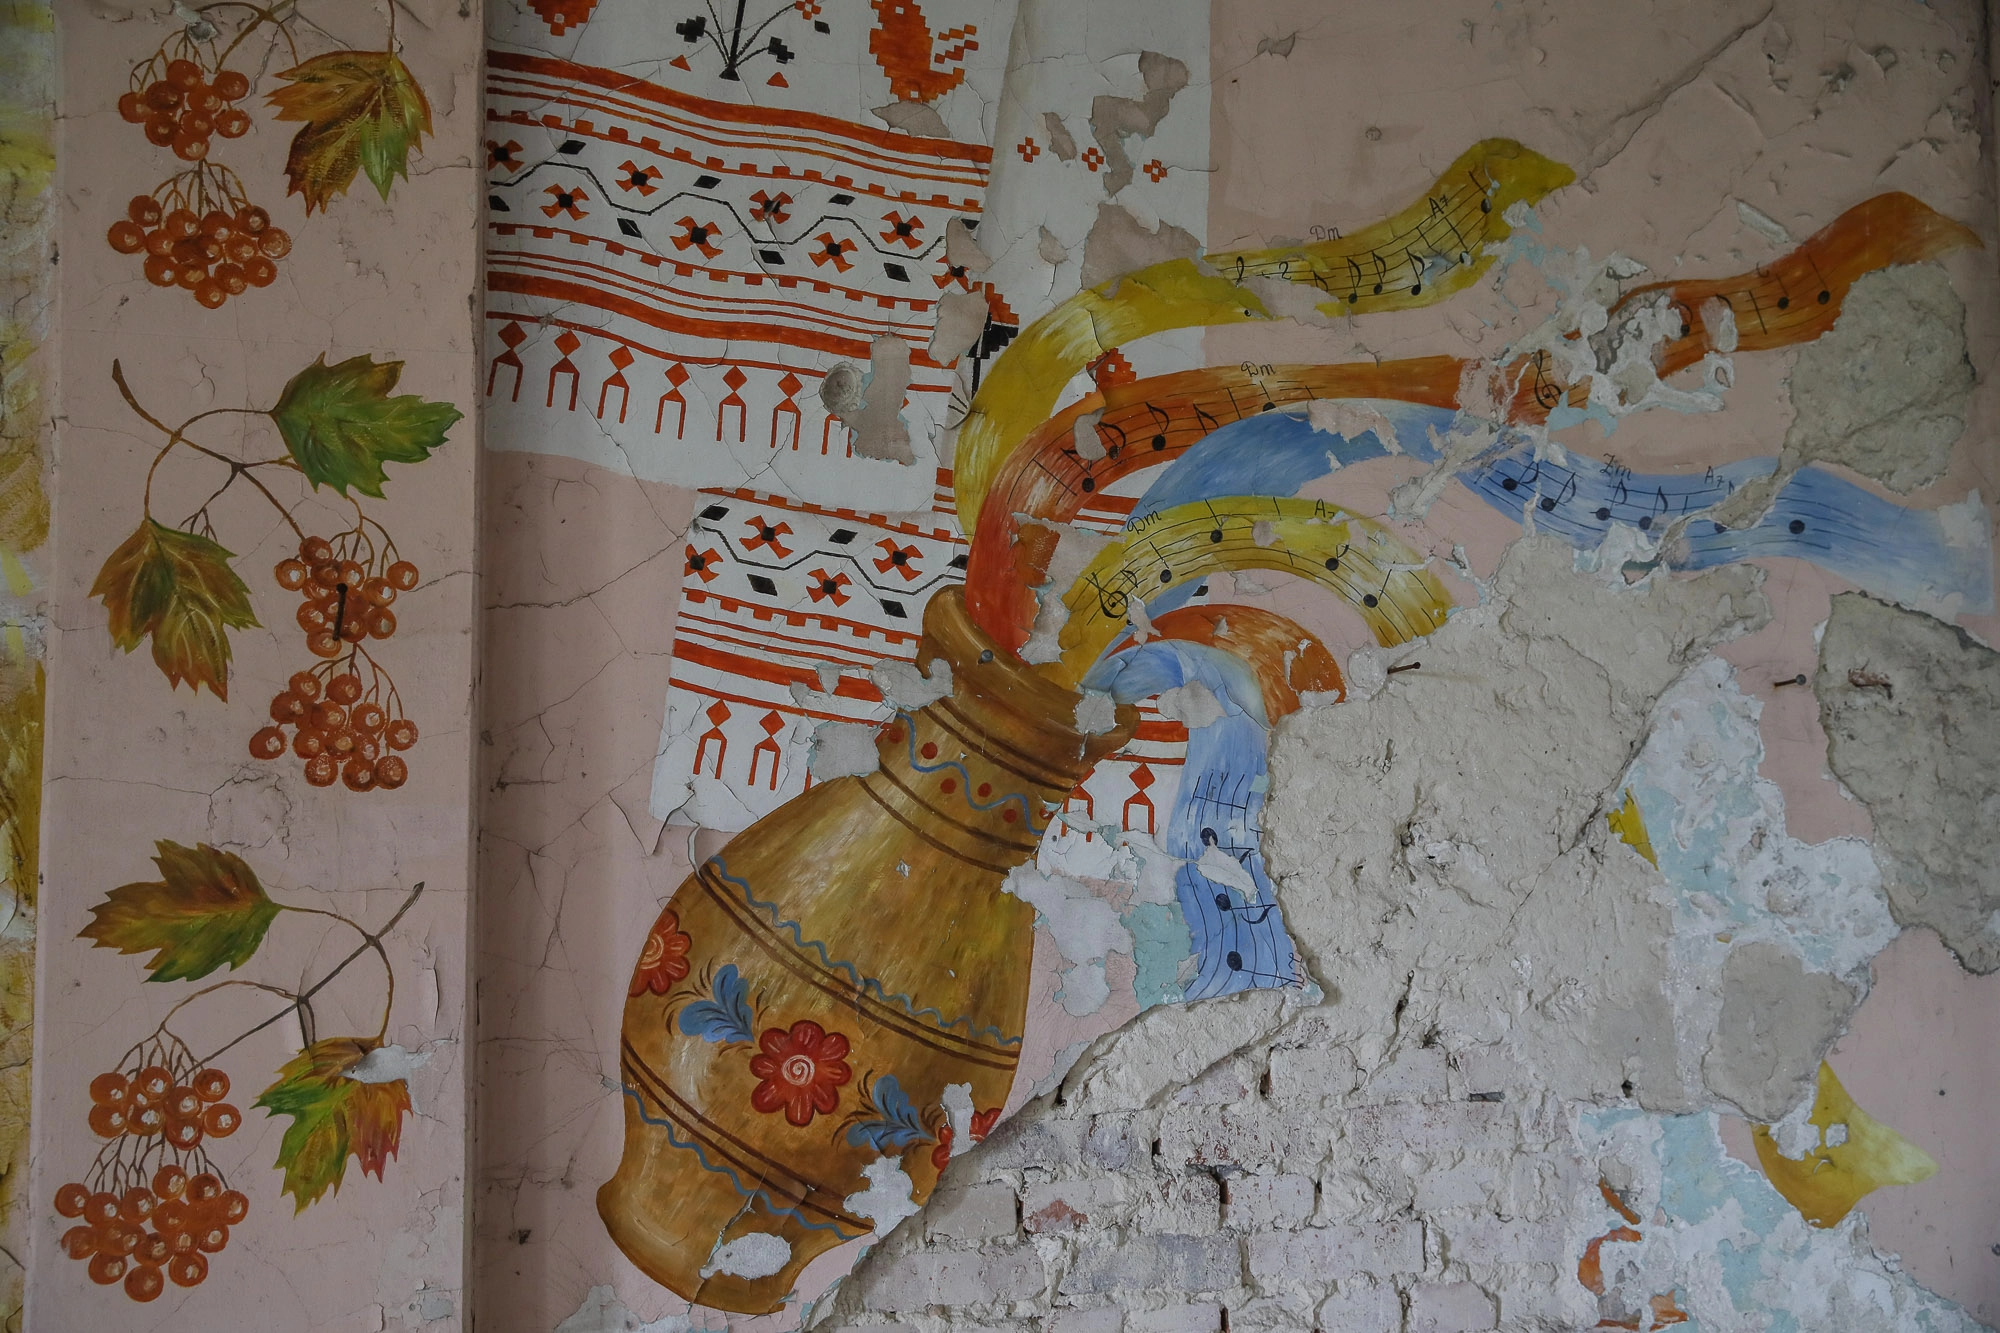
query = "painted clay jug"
xmin=599 ymin=588 xmax=1136 ymax=1313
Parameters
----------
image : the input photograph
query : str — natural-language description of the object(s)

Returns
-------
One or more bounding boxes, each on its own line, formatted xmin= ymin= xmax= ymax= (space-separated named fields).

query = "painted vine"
xmin=92 ymin=355 xmax=459 ymax=794
xmin=55 ymin=841 xmax=423 ymax=1302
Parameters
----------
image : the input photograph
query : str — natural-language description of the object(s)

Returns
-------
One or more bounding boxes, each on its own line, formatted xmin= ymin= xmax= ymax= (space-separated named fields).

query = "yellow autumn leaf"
xmin=1752 ymin=1061 xmax=1937 ymax=1226
xmin=268 ymin=51 xmax=432 ymax=214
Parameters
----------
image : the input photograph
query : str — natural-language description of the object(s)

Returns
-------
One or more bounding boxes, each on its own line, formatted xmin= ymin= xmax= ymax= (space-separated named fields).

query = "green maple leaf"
xmin=268 ymin=50 xmax=433 ymax=212
xmin=89 ymin=521 xmax=258 ymax=699
xmin=256 ymin=1038 xmax=412 ymax=1211
xmin=271 ymin=355 xmax=461 ymax=498
xmin=79 ymin=841 xmax=282 ymax=982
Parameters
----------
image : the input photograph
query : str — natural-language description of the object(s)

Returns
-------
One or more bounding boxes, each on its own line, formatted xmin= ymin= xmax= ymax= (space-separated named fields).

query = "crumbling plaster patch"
xmin=1817 ymin=593 xmax=2000 ymax=974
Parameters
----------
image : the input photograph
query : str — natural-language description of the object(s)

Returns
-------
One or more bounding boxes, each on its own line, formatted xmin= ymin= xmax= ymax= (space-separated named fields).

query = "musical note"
xmin=1537 ymin=469 xmax=1578 ymax=513
xmin=1805 ymin=253 xmax=1832 ymax=306
xmin=1369 ymin=251 xmax=1387 ymax=296
xmin=1404 ymin=251 xmax=1424 ymax=296
xmin=1346 ymin=256 xmax=1364 ymax=305
xmin=1083 ymin=572 xmax=1131 ymax=619
xmin=1145 ymin=401 xmax=1172 ymax=452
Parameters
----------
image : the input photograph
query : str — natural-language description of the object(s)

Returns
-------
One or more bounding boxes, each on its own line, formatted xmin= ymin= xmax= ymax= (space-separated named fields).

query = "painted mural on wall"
xmin=481 ymin=1 xmax=1997 ymax=1329
xmin=31 ymin=0 xmax=479 ymax=1326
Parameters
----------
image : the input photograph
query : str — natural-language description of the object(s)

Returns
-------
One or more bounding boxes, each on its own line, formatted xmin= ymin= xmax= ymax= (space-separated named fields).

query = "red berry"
xmin=213 ymin=69 xmax=250 ymax=101
xmin=351 ymin=702 xmax=386 ymax=733
xmin=296 ymin=602 xmax=329 ymax=633
xmin=186 ymin=1173 xmax=220 ymax=1203
xmin=202 ymin=1102 xmax=240 ymax=1138
xmin=108 ymin=220 xmax=146 ymax=254
xmin=87 ymin=1103 xmax=127 ymax=1137
xmin=341 ymin=758 xmax=377 ymax=792
xmin=144 ymin=114 xmax=178 ymax=146
xmin=250 ymin=726 xmax=287 ymax=760
xmin=275 ymin=557 xmax=307 ymax=589
xmin=199 ymin=209 xmax=232 ymax=239
xmin=60 ymin=1224 xmax=98 ymax=1260
xmin=194 ymin=279 xmax=227 ymax=309
xmin=128 ymin=1103 xmax=165 ymax=1135
xmin=299 ymin=535 xmax=333 ymax=562
xmin=125 ymin=1261 xmax=166 ymax=1302
xmin=55 ymin=1182 xmax=90 ymax=1218
xmin=385 ymin=718 xmax=419 ymax=751
xmin=166 ymin=59 xmax=201 ymax=89
xmin=367 ymin=607 xmax=397 ymax=639
xmin=143 ymin=255 xmax=177 ymax=287
xmin=90 ymin=1071 xmax=129 ymax=1105
xmin=194 ymin=1223 xmax=229 ymax=1254
xmin=304 ymin=753 xmax=338 ymax=786
xmin=168 ymin=1251 xmax=208 ymax=1287
xmin=179 ymin=111 xmax=215 ymax=140
xmin=142 ymin=82 xmax=180 ymax=112
xmin=85 ymin=1191 xmax=121 ymax=1225
xmin=310 ymin=702 xmax=348 ymax=732
xmin=86 ymin=1251 xmax=126 ymax=1285
xmin=387 ymin=560 xmax=419 ymax=591
xmin=270 ymin=691 xmax=308 ymax=723
xmin=374 ymin=754 xmax=409 ymax=789
xmin=120 ymin=1187 xmax=157 ymax=1224
xmin=244 ymin=255 xmax=278 ymax=287
xmin=175 ymin=262 xmax=208 ymax=291
xmin=118 ymin=91 xmax=148 ymax=123
xmin=153 ymin=1198 xmax=190 ymax=1233
xmin=288 ymin=671 xmax=322 ymax=701
xmin=292 ymin=727 xmax=328 ymax=759
xmin=165 ymin=1116 xmax=204 ymax=1149
xmin=260 ymin=227 xmax=292 ymax=258
xmin=216 ymin=107 xmax=251 ymax=138
xmin=215 ymin=262 xmax=247 ymax=295
xmin=152 ymin=1165 xmax=187 ymax=1199
xmin=327 ymin=729 xmax=358 ymax=757
xmin=194 ymin=1068 xmax=229 ymax=1101
xmin=328 ymin=674 xmax=363 ymax=704
xmin=306 ymin=631 xmax=342 ymax=659
xmin=134 ymin=1066 xmax=171 ymax=1100
xmin=171 ymin=131 xmax=209 ymax=162
xmin=217 ymin=1189 xmax=248 ymax=1223
xmin=237 ymin=205 xmax=271 ymax=235
xmin=128 ymin=194 xmax=163 ymax=226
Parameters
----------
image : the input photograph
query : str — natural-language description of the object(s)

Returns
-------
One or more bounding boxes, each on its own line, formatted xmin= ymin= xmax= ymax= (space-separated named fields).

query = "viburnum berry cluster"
xmin=250 ymin=532 xmax=420 ymax=792
xmin=108 ymin=176 xmax=291 ymax=309
xmin=52 ymin=1035 xmax=246 ymax=1303
xmin=117 ymin=56 xmax=252 ymax=161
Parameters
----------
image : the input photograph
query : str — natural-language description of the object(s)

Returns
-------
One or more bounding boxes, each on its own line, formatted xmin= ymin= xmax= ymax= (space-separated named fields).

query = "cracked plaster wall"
xmin=802 ymin=1 xmax=2000 ymax=1331
xmin=470 ymin=0 xmax=2000 ymax=1330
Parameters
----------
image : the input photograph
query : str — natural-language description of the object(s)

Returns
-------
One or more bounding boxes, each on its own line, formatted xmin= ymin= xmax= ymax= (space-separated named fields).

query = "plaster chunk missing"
xmin=1783 ymin=263 xmax=1972 ymax=494
xmin=1817 ymin=592 xmax=2000 ymax=972
xmin=699 ymin=1232 xmax=791 ymax=1281
xmin=820 ymin=336 xmax=914 ymax=463
xmin=1262 ymin=537 xmax=1769 ymax=1111
xmin=1701 ymin=942 xmax=1856 ymax=1121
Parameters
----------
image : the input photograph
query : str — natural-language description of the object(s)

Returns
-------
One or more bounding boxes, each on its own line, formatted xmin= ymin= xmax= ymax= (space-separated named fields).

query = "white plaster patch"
xmin=1153 ymin=680 xmax=1224 ymax=731
xmin=845 ymin=1157 xmax=922 ymax=1235
xmin=699 ymin=1232 xmax=792 ymax=1281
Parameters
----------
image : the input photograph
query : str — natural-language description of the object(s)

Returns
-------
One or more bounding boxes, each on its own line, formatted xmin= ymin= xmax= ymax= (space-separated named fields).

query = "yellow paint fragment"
xmin=1751 ymin=1061 xmax=1937 ymax=1227
xmin=1607 ymin=788 xmax=1657 ymax=866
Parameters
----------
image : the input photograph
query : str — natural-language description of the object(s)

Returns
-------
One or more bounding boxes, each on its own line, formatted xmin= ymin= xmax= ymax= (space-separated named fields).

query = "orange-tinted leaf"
xmin=254 ymin=1038 xmax=410 ymax=1211
xmin=78 ymin=841 xmax=281 ymax=982
xmin=268 ymin=51 xmax=432 ymax=213
xmin=89 ymin=520 xmax=257 ymax=699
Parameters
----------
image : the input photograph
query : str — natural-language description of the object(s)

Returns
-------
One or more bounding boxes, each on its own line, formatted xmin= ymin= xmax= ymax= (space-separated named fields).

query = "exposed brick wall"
xmin=817 ymin=1021 xmax=1599 ymax=1333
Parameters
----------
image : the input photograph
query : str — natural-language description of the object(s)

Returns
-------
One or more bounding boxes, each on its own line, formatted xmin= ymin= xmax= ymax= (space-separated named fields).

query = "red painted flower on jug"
xmin=931 ymin=1105 xmax=1001 ymax=1170
xmin=749 ymin=1021 xmax=852 ymax=1126
xmin=628 ymin=913 xmax=692 ymax=997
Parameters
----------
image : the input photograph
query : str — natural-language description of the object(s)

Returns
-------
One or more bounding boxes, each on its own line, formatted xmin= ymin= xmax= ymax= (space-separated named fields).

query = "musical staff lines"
xmin=951 ymin=139 xmax=1574 ymax=540
xmin=1206 ymin=139 xmax=1574 ymax=320
xmin=1606 ymin=192 xmax=1978 ymax=380
xmin=1047 ymin=497 xmax=1453 ymax=689
xmin=964 ymin=359 xmax=1462 ymax=650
